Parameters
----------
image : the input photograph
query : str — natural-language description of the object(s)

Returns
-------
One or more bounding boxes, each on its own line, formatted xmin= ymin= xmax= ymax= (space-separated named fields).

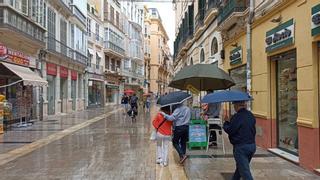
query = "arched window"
xmin=200 ymin=49 xmax=205 ymax=63
xmin=211 ymin=37 xmax=218 ymax=56
xmin=190 ymin=57 xmax=193 ymax=65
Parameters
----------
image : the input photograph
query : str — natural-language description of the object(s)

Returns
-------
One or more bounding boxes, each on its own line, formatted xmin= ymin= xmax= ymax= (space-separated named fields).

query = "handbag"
xmin=150 ymin=118 xmax=167 ymax=141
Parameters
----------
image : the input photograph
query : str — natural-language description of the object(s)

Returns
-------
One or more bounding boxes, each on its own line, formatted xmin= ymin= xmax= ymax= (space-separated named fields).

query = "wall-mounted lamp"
xmin=231 ymin=43 xmax=238 ymax=47
xmin=271 ymin=15 xmax=282 ymax=23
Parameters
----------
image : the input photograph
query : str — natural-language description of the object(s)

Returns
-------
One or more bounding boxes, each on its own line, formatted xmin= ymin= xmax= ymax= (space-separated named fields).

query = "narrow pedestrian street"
xmin=0 ymin=104 xmax=318 ymax=179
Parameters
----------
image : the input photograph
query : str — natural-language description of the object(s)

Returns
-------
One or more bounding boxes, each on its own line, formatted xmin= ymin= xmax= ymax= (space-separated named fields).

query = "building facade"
xmin=121 ymin=2 xmax=145 ymax=97
xmin=174 ymin=0 xmax=320 ymax=172
xmin=43 ymin=0 xmax=87 ymax=116
xmin=146 ymin=8 xmax=171 ymax=95
xmin=0 ymin=0 xmax=47 ymax=122
xmin=102 ymin=0 xmax=125 ymax=105
xmin=87 ymin=0 xmax=105 ymax=108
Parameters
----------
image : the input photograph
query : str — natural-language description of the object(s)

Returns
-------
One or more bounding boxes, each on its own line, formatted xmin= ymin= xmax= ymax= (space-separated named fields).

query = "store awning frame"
xmin=1 ymin=62 xmax=47 ymax=87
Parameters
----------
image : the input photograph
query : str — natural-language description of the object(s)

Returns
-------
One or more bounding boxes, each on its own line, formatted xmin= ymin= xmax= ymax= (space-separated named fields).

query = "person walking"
xmin=152 ymin=106 xmax=172 ymax=167
xmin=161 ymin=103 xmax=191 ymax=164
xmin=223 ymin=101 xmax=256 ymax=180
xmin=145 ymin=96 xmax=151 ymax=112
xmin=121 ymin=94 xmax=129 ymax=114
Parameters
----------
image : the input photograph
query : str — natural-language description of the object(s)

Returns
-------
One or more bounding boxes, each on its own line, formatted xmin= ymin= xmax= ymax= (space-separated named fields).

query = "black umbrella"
xmin=156 ymin=91 xmax=191 ymax=107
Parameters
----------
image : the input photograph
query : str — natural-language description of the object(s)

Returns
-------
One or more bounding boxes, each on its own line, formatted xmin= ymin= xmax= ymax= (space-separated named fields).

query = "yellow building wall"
xmin=250 ymin=0 xmax=320 ymax=128
xmin=221 ymin=0 xmax=320 ymax=128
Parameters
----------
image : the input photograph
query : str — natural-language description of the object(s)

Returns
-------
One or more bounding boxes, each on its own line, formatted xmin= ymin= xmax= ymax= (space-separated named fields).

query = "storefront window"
xmin=276 ymin=51 xmax=298 ymax=154
xmin=229 ymin=65 xmax=247 ymax=115
xmin=88 ymin=80 xmax=102 ymax=106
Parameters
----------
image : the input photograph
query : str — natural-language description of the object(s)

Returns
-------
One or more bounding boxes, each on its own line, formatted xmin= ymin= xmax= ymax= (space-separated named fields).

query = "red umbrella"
xmin=124 ymin=89 xmax=135 ymax=94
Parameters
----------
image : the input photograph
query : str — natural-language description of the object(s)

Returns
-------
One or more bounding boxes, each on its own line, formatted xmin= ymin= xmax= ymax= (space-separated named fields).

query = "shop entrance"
xmin=47 ymin=75 xmax=55 ymax=115
xmin=60 ymin=78 xmax=67 ymax=113
xmin=273 ymin=50 xmax=298 ymax=154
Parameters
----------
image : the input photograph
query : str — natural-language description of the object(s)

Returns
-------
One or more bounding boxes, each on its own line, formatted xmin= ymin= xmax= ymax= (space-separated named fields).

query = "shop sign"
xmin=229 ymin=46 xmax=242 ymax=65
xmin=47 ymin=63 xmax=57 ymax=76
xmin=88 ymin=73 xmax=104 ymax=80
xmin=60 ymin=66 xmax=68 ymax=78
xmin=312 ymin=4 xmax=320 ymax=36
xmin=71 ymin=70 xmax=78 ymax=80
xmin=0 ymin=43 xmax=30 ymax=66
xmin=265 ymin=19 xmax=294 ymax=53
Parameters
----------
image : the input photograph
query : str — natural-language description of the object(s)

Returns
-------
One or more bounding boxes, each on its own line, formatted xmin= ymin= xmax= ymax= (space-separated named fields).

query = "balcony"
xmin=204 ymin=0 xmax=219 ymax=25
xmin=104 ymin=41 xmax=125 ymax=57
xmin=50 ymin=0 xmax=73 ymax=17
xmin=217 ymin=0 xmax=249 ymax=30
xmin=0 ymin=6 xmax=45 ymax=48
xmin=87 ymin=32 xmax=104 ymax=47
xmin=88 ymin=63 xmax=104 ymax=74
xmin=47 ymin=36 xmax=87 ymax=66
xmin=70 ymin=5 xmax=86 ymax=28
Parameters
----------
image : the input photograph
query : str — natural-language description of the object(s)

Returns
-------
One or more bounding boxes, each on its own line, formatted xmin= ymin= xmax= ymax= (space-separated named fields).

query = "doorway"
xmin=60 ymin=78 xmax=67 ymax=113
xmin=71 ymin=80 xmax=76 ymax=111
xmin=47 ymin=75 xmax=55 ymax=115
xmin=274 ymin=50 xmax=298 ymax=155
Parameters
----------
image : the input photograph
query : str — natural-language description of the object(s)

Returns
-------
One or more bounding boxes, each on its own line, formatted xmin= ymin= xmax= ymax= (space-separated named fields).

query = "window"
xmin=60 ymin=19 xmax=67 ymax=55
xmin=87 ymin=18 xmax=91 ymax=36
xmin=95 ymin=23 xmax=99 ymax=40
xmin=47 ymin=8 xmax=56 ymax=50
xmin=158 ymin=53 xmax=161 ymax=64
xmin=211 ymin=37 xmax=218 ymax=56
xmin=190 ymin=57 xmax=193 ymax=65
xmin=200 ymin=48 xmax=205 ymax=63
xmin=110 ymin=6 xmax=114 ymax=24
xmin=158 ymin=38 xmax=160 ymax=48
xmin=96 ymin=53 xmax=101 ymax=69
xmin=21 ymin=0 xmax=28 ymax=15
xmin=105 ymin=56 xmax=110 ymax=70
xmin=116 ymin=11 xmax=119 ymax=27
xmin=87 ymin=50 xmax=92 ymax=67
xmin=103 ymin=0 xmax=108 ymax=21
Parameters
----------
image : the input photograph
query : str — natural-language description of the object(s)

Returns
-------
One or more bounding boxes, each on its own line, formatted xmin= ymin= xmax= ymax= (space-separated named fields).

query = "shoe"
xmin=161 ymin=162 xmax=168 ymax=167
xmin=179 ymin=155 xmax=188 ymax=164
xmin=156 ymin=158 xmax=162 ymax=164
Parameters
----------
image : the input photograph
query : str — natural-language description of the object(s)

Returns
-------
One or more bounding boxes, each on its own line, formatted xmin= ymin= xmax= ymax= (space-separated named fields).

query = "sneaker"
xmin=179 ymin=155 xmax=188 ymax=164
xmin=156 ymin=158 xmax=162 ymax=164
xmin=161 ymin=162 xmax=168 ymax=167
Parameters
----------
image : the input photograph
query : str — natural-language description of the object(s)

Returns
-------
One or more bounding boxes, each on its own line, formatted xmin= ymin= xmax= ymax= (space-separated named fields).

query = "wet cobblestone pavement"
xmin=0 ymin=104 xmax=319 ymax=179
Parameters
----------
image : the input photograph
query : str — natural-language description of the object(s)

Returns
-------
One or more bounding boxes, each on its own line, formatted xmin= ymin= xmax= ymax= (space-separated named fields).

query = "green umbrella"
xmin=169 ymin=63 xmax=235 ymax=91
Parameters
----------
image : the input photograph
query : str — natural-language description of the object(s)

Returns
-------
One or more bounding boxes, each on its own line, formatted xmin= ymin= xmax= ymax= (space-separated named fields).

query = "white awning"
xmin=2 ymin=62 xmax=48 ymax=86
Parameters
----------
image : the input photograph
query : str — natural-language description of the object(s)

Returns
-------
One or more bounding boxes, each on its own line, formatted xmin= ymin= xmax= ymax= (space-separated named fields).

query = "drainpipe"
xmin=246 ymin=0 xmax=254 ymax=110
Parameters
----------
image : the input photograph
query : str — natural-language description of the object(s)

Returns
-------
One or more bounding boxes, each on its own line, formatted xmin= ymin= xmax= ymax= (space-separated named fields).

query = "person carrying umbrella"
xmin=202 ymin=90 xmax=255 ymax=180
xmin=223 ymin=101 xmax=256 ymax=180
xmin=157 ymin=91 xmax=192 ymax=164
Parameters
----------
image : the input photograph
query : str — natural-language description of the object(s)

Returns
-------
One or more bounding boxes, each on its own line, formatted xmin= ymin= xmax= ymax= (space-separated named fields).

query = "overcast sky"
xmin=144 ymin=2 xmax=175 ymax=55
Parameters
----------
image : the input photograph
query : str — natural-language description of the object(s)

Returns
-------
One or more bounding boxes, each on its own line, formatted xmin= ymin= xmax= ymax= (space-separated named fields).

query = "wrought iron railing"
xmin=104 ymin=41 xmax=125 ymax=55
xmin=218 ymin=0 xmax=249 ymax=24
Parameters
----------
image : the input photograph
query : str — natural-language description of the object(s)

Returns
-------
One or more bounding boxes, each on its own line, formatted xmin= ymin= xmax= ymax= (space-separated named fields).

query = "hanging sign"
xmin=71 ymin=70 xmax=78 ymax=80
xmin=312 ymin=4 xmax=320 ymax=36
xmin=186 ymin=84 xmax=200 ymax=95
xmin=265 ymin=19 xmax=295 ymax=53
xmin=229 ymin=46 xmax=242 ymax=65
xmin=47 ymin=63 xmax=57 ymax=76
xmin=60 ymin=66 xmax=68 ymax=78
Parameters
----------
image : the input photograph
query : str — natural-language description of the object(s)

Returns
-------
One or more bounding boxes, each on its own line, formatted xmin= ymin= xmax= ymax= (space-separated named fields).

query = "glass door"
xmin=276 ymin=51 xmax=298 ymax=154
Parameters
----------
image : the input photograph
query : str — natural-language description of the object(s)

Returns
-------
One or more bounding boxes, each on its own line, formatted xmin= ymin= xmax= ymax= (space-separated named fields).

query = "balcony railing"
xmin=88 ymin=32 xmax=104 ymax=45
xmin=88 ymin=63 xmax=104 ymax=74
xmin=70 ymin=5 xmax=86 ymax=25
xmin=206 ymin=0 xmax=219 ymax=16
xmin=218 ymin=0 xmax=248 ymax=24
xmin=0 ymin=6 xmax=45 ymax=43
xmin=47 ymin=36 xmax=87 ymax=65
xmin=104 ymin=41 xmax=125 ymax=55
xmin=195 ymin=8 xmax=205 ymax=30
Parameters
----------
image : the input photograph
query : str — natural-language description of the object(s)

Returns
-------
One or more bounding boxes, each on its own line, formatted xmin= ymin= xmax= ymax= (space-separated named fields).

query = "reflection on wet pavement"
xmin=0 ymin=106 xmax=161 ymax=179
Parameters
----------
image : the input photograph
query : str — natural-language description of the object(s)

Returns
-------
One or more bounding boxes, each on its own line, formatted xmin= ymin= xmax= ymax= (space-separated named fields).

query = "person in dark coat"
xmin=223 ymin=101 xmax=256 ymax=180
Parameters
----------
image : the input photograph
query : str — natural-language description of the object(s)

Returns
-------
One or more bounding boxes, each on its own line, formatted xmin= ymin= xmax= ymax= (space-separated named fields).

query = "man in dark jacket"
xmin=223 ymin=101 xmax=256 ymax=180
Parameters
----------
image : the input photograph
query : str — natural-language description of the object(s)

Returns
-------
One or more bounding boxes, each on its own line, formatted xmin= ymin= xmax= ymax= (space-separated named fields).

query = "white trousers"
xmin=156 ymin=132 xmax=171 ymax=164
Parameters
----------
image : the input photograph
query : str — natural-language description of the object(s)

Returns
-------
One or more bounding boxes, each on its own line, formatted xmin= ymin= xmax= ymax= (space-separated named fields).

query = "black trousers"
xmin=172 ymin=125 xmax=189 ymax=158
